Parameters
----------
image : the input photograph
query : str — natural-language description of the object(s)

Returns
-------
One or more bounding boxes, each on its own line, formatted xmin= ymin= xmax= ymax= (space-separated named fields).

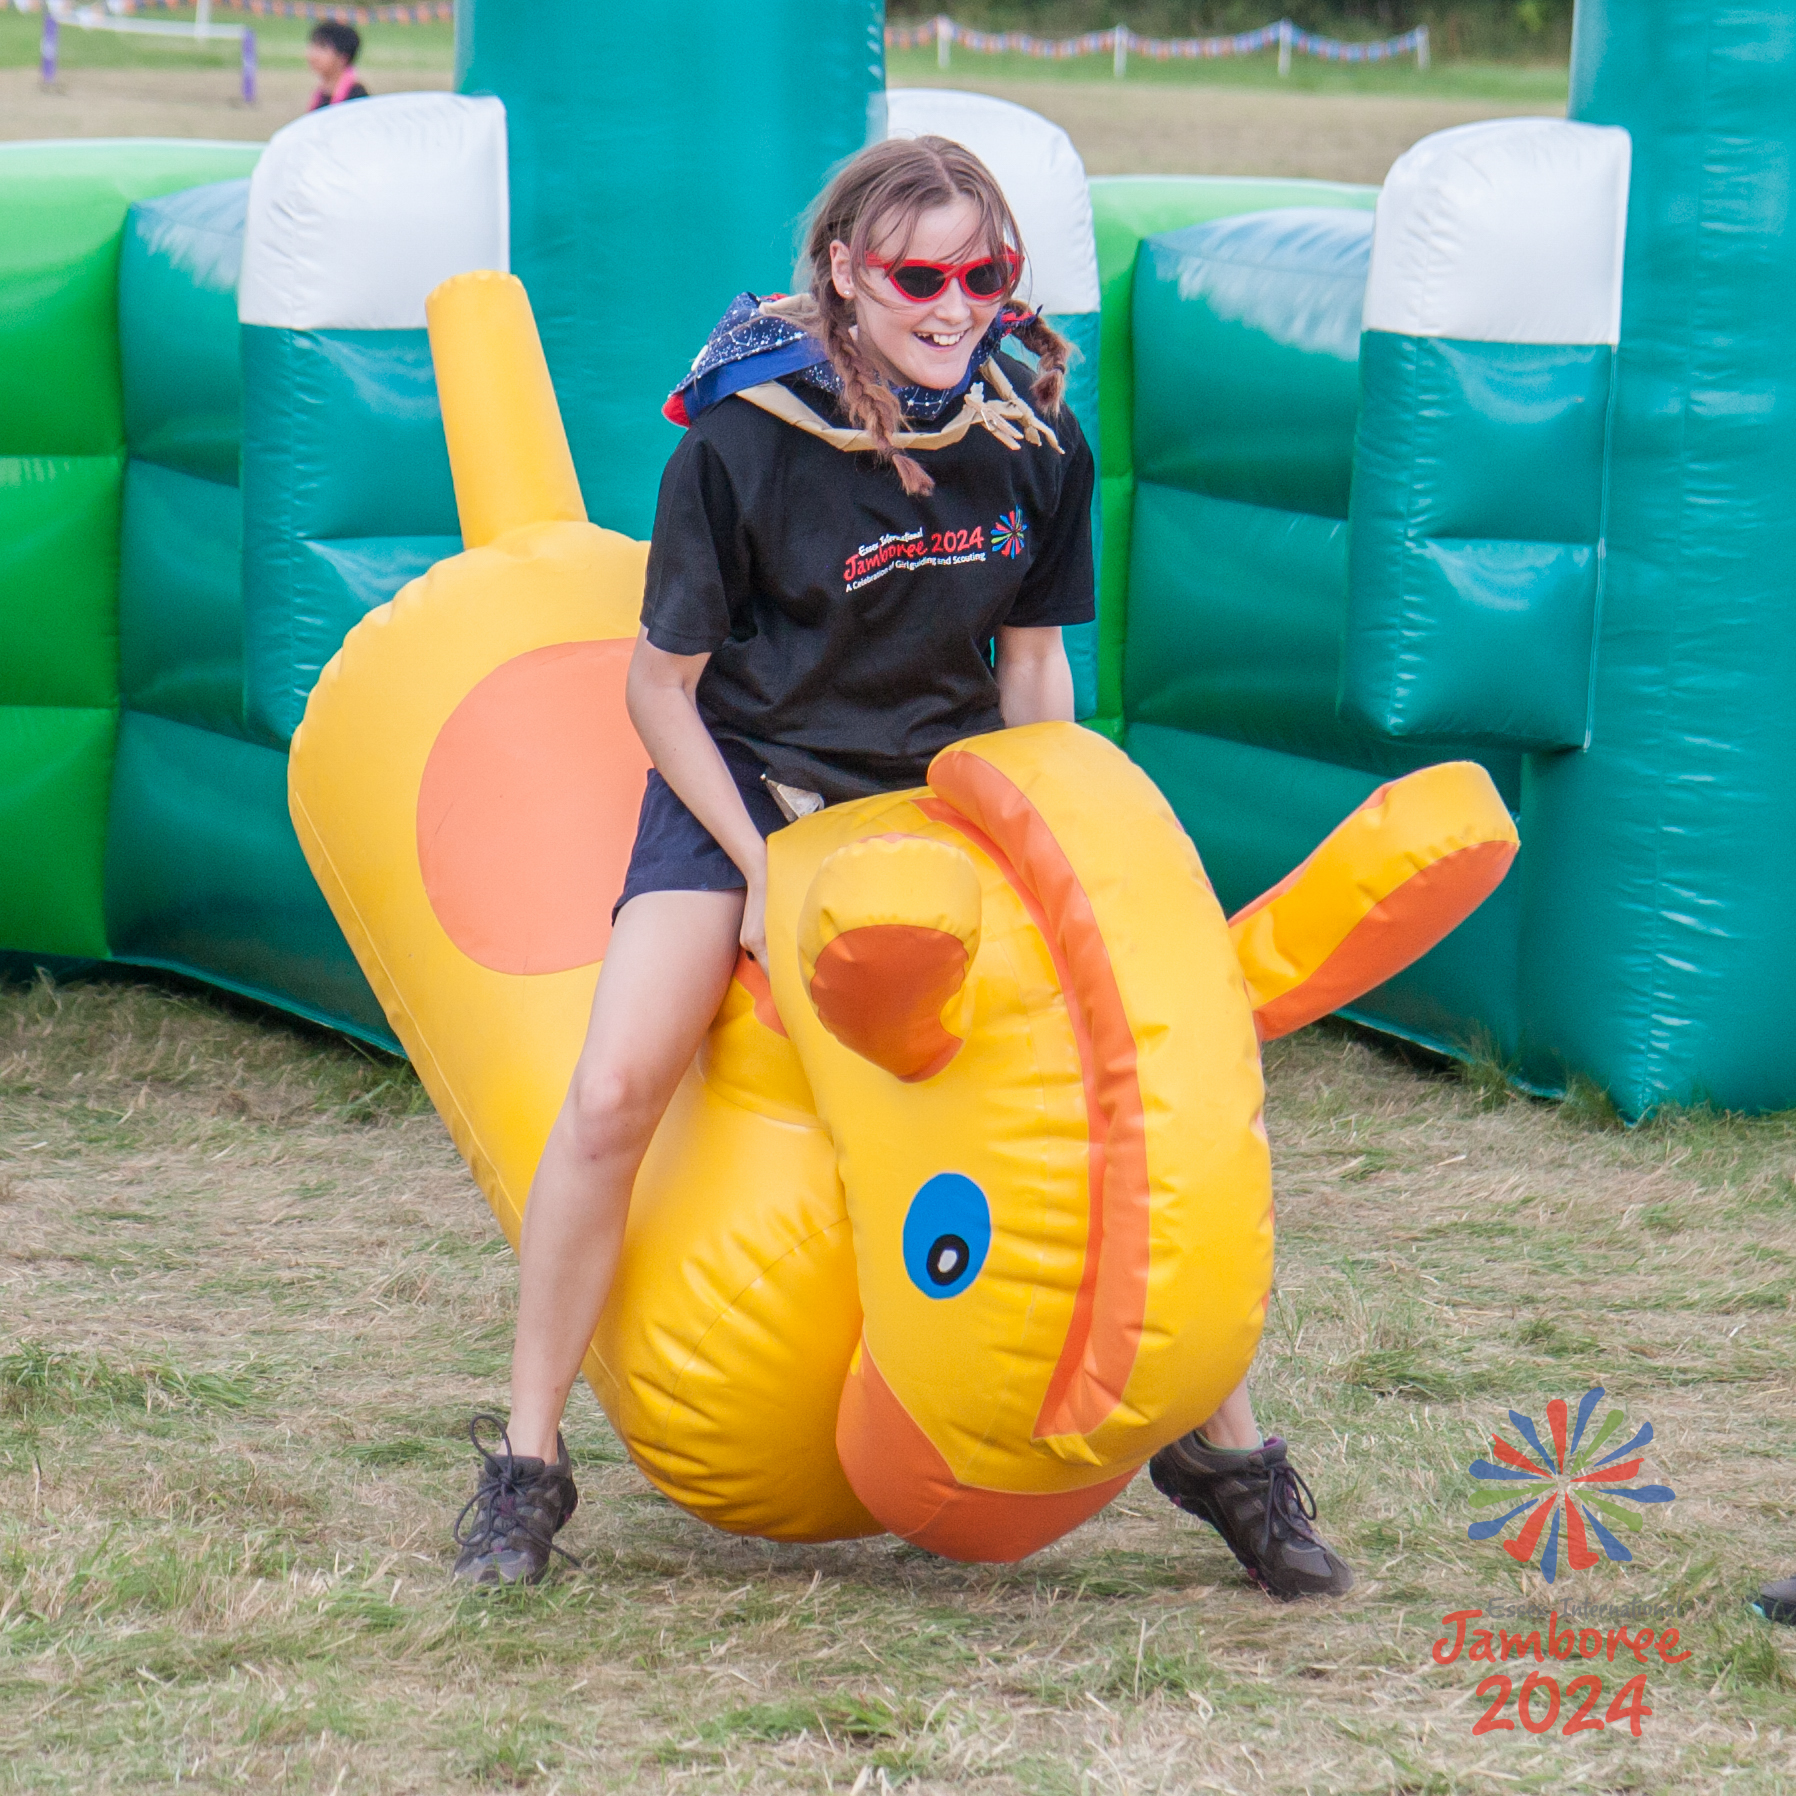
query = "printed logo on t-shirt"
xmin=842 ymin=525 xmax=989 ymax=593
xmin=992 ymin=509 xmax=1027 ymax=558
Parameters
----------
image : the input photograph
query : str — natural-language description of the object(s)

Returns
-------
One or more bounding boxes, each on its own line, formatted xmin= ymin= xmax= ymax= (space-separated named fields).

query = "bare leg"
xmin=1197 ymin=1380 xmax=1261 ymax=1451
xmin=505 ymin=889 xmax=744 ymax=1460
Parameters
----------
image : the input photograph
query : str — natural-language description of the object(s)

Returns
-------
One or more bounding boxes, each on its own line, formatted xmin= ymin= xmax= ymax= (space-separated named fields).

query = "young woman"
xmin=449 ymin=136 xmax=1351 ymax=1602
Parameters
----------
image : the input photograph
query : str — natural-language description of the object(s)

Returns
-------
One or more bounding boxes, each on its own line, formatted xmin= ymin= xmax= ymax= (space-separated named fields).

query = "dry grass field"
xmin=0 ymin=14 xmax=1565 ymax=184
xmin=3 ymin=970 xmax=1791 ymax=1793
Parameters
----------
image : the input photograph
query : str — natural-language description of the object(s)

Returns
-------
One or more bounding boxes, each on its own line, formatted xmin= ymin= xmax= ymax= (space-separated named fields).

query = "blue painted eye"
xmin=902 ymin=1173 xmax=991 ymax=1300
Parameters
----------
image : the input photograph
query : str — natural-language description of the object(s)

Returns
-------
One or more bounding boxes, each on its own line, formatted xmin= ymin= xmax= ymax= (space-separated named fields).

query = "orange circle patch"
xmin=417 ymin=640 xmax=649 ymax=975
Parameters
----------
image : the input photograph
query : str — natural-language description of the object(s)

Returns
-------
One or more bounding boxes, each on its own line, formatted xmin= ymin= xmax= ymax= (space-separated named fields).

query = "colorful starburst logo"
xmin=1468 ymin=1386 xmax=1675 ymax=1583
xmin=992 ymin=509 xmax=1026 ymax=558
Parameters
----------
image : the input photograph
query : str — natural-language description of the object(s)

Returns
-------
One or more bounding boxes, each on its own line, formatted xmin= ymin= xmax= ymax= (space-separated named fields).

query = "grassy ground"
xmin=3 ymin=969 xmax=1791 ymax=1792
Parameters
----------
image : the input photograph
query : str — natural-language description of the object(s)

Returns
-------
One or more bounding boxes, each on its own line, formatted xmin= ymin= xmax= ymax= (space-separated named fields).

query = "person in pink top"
xmin=306 ymin=22 xmax=368 ymax=110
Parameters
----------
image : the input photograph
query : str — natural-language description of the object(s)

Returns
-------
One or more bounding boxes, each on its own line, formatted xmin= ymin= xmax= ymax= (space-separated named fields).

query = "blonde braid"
xmin=1012 ymin=311 xmax=1071 ymax=416
xmin=813 ymin=282 xmax=935 ymax=497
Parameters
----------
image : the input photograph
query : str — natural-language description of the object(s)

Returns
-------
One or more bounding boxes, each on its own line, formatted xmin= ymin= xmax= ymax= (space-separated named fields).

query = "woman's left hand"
xmin=740 ymin=878 xmax=769 ymax=967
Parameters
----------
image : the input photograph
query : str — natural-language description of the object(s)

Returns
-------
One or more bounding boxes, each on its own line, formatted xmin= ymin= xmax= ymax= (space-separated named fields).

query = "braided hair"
xmin=800 ymin=136 xmax=1072 ymax=498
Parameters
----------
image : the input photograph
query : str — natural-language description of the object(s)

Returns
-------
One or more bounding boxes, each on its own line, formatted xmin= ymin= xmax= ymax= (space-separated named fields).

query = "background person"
xmin=306 ymin=22 xmax=368 ymax=110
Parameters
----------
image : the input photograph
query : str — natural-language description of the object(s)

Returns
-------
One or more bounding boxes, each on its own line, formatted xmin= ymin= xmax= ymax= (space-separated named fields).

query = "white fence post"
xmin=1277 ymin=17 xmax=1293 ymax=76
xmin=1416 ymin=23 xmax=1430 ymax=70
xmin=937 ymin=13 xmax=951 ymax=69
xmin=1113 ymin=25 xmax=1128 ymax=78
xmin=196 ymin=0 xmax=212 ymax=39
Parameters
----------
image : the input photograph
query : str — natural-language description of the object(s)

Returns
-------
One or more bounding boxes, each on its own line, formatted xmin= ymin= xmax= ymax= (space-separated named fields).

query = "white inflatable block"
xmin=886 ymin=88 xmax=1100 ymax=316
xmin=1362 ymin=118 xmax=1631 ymax=346
xmin=240 ymin=92 xmax=508 ymax=330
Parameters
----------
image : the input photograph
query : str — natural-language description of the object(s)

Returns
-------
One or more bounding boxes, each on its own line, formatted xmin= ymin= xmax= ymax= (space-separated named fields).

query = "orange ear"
xmin=797 ymin=835 xmax=982 ymax=1081
xmin=1230 ymin=762 xmax=1519 ymax=1042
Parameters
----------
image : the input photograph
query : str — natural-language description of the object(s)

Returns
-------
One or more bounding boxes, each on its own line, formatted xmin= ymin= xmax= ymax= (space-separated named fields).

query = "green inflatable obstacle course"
xmin=5 ymin=1 xmax=1796 ymax=1117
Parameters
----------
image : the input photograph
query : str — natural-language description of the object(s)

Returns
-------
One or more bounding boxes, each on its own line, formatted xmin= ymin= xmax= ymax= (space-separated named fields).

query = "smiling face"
xmin=829 ymin=194 xmax=1006 ymax=392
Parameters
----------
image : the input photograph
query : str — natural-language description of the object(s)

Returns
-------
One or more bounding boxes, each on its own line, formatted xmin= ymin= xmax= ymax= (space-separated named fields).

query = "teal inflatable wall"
xmin=1541 ymin=1 xmax=1796 ymax=1111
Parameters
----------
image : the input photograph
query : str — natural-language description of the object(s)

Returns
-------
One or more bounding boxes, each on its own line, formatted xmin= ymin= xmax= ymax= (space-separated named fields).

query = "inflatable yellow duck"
xmin=289 ymin=273 xmax=1519 ymax=1563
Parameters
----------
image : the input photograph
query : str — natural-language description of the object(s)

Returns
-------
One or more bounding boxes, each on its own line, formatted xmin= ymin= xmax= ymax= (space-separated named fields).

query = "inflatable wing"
xmin=290 ymin=272 xmax=1516 ymax=1563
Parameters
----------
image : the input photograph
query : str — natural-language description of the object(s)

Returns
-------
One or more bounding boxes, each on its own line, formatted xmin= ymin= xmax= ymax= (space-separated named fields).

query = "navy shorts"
xmin=612 ymin=740 xmax=790 ymax=921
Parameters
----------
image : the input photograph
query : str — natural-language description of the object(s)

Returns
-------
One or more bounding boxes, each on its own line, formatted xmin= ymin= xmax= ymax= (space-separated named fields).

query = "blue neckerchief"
xmin=666 ymin=292 xmax=1025 ymax=427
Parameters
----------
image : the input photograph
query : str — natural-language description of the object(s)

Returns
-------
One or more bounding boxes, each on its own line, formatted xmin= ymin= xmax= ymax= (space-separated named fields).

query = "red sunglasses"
xmin=867 ymin=247 xmax=1022 ymax=304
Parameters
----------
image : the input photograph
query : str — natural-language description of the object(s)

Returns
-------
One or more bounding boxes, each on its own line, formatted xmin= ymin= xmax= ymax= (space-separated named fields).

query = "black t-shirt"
xmin=640 ymin=351 xmax=1096 ymax=802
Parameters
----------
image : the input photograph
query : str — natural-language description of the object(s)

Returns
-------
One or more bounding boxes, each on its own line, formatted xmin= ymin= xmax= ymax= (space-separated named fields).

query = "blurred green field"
xmin=0 ymin=13 xmax=1563 ymax=102
xmin=886 ymin=41 xmax=1568 ymax=100
xmin=0 ymin=8 xmax=454 ymax=71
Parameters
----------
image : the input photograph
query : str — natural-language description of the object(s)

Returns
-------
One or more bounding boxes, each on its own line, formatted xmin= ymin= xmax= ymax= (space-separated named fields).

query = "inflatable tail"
xmin=1229 ymin=762 xmax=1519 ymax=1042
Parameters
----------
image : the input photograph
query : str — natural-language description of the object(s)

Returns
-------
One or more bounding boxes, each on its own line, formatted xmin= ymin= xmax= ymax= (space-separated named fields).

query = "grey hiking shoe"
xmin=1753 ymin=1575 xmax=1796 ymax=1626
xmin=451 ymin=1412 xmax=580 ymax=1586
xmin=1149 ymin=1433 xmax=1354 ymax=1601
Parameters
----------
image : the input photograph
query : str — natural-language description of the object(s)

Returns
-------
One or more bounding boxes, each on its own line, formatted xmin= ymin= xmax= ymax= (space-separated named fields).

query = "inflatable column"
xmin=1342 ymin=120 xmax=1629 ymax=754
xmin=105 ymin=177 xmax=389 ymax=1036
xmin=455 ymin=0 xmax=885 ymax=536
xmin=238 ymin=94 xmax=507 ymax=747
xmin=1520 ymin=3 xmax=1796 ymax=1112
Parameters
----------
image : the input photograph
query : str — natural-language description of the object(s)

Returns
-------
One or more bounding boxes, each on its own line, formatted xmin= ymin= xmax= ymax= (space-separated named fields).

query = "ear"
xmin=827 ymin=238 xmax=857 ymax=303
xmin=1230 ymin=762 xmax=1519 ymax=1042
xmin=798 ymin=835 xmax=981 ymax=1081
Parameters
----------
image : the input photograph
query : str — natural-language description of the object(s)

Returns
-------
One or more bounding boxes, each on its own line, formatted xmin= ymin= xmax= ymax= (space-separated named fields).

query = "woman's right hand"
xmin=740 ymin=879 xmax=769 ymax=968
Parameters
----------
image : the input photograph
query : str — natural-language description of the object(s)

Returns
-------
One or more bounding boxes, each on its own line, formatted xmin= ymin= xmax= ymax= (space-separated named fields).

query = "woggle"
xmin=290 ymin=272 xmax=1519 ymax=1562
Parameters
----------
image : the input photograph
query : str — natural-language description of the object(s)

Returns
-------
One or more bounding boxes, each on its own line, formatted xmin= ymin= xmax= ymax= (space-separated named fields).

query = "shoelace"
xmin=451 ymin=1411 xmax=583 ymax=1569
xmin=1258 ymin=1458 xmax=1321 ymax=1558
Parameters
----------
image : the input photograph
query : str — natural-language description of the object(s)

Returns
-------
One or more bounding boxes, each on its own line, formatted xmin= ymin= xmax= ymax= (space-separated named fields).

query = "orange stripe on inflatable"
xmin=835 ymin=1342 xmax=1130 ymax=1562
xmin=1250 ymin=839 xmax=1518 ymax=1042
xmin=922 ymin=752 xmax=1151 ymax=1443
